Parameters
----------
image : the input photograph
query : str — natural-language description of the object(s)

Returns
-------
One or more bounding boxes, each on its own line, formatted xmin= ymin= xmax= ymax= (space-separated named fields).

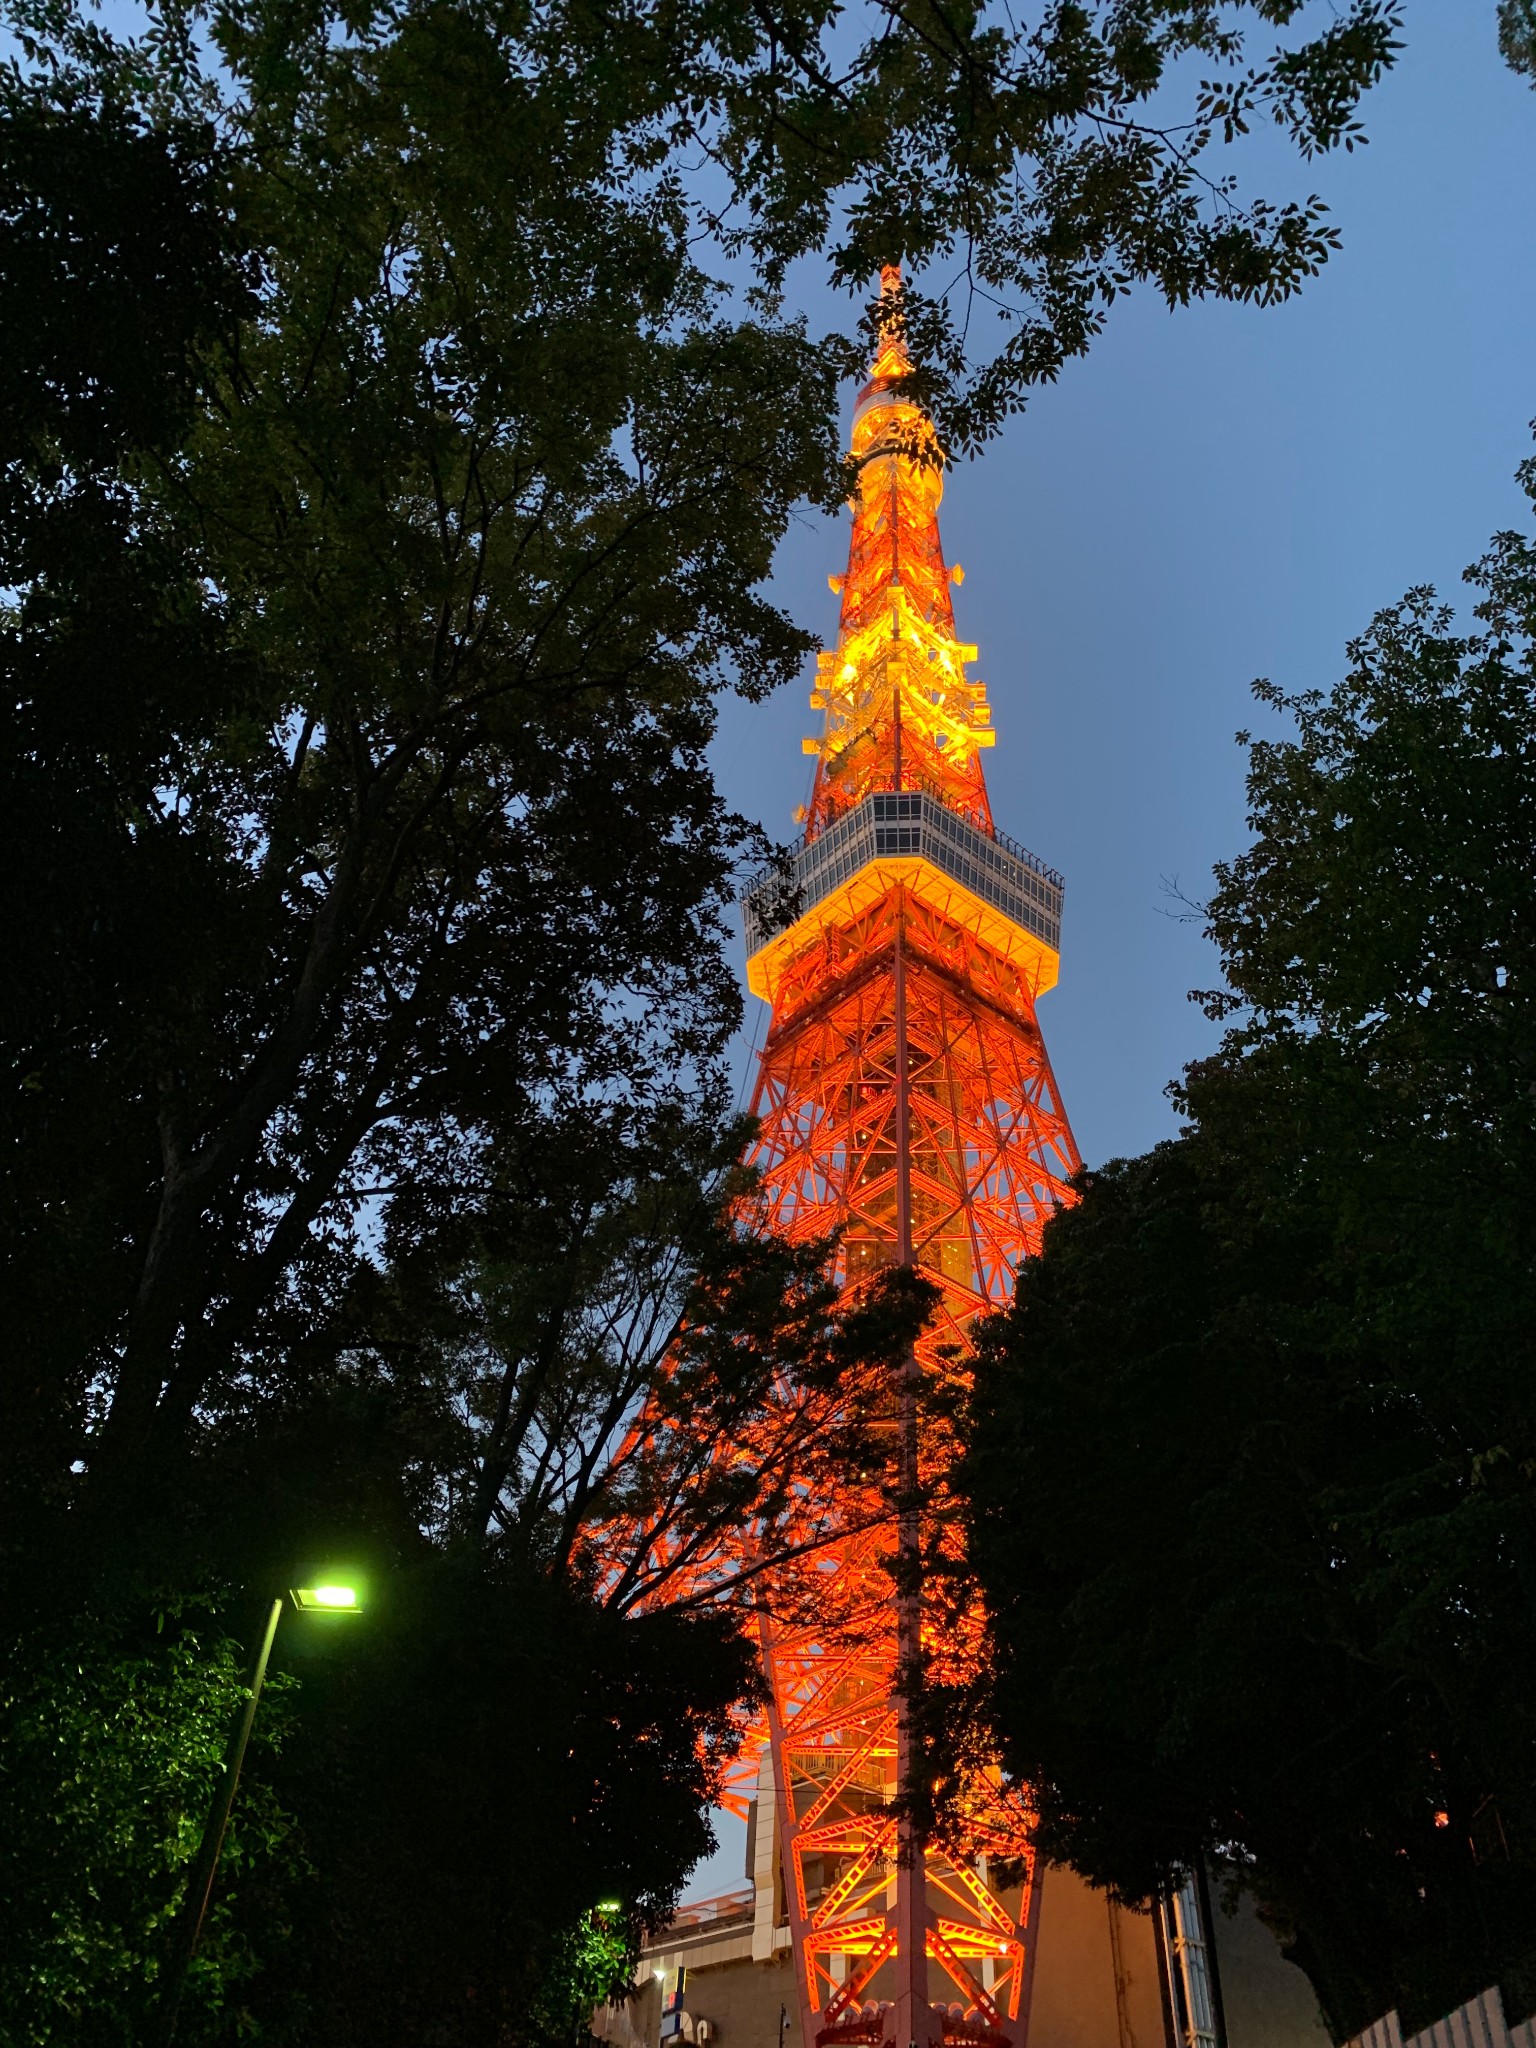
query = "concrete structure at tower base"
xmin=600 ymin=1865 xmax=1331 ymax=2048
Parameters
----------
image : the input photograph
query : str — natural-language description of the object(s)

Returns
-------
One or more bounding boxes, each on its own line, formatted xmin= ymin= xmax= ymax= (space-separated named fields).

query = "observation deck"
xmin=743 ymin=791 xmax=1063 ymax=1005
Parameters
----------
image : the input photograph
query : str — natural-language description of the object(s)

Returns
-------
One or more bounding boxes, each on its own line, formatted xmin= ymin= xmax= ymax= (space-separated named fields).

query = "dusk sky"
xmin=711 ymin=1 xmax=1536 ymax=1178
xmin=690 ymin=1 xmax=1535 ymax=1898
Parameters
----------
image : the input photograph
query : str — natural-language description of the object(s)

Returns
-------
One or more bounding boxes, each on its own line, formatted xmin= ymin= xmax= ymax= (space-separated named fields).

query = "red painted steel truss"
xmin=739 ymin=885 xmax=1077 ymax=2048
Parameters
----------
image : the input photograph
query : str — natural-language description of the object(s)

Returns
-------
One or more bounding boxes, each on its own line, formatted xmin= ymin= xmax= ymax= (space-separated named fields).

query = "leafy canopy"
xmin=0 ymin=1601 xmax=304 ymax=2048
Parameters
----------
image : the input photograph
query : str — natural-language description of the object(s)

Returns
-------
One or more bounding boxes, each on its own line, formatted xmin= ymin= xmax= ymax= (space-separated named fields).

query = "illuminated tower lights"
xmin=594 ymin=271 xmax=1317 ymax=2048
xmin=725 ymin=269 xmax=1080 ymax=2048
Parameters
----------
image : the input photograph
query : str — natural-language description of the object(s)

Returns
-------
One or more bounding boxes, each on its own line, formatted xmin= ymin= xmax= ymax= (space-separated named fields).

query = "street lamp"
xmin=155 ymin=1575 xmax=366 ymax=2045
xmin=291 ymin=1581 xmax=364 ymax=1613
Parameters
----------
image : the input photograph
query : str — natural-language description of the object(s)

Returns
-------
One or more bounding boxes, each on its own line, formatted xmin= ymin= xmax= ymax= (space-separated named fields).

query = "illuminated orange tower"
xmin=733 ymin=271 xmax=1081 ymax=2048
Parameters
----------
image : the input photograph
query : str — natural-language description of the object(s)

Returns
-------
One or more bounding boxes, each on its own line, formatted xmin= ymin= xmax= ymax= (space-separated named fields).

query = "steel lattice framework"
xmin=725 ymin=275 xmax=1082 ymax=2048
xmin=603 ymin=271 xmax=1081 ymax=2048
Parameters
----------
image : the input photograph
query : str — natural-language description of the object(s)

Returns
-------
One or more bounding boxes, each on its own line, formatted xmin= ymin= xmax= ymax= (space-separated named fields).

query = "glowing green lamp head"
xmin=291 ymin=1580 xmax=365 ymax=1613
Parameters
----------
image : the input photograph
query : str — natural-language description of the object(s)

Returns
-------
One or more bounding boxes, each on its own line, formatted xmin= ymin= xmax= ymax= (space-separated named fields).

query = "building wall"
xmin=1028 ymin=1867 xmax=1166 ymax=2048
xmin=671 ymin=1953 xmax=802 ymax=2048
xmin=620 ymin=1862 xmax=1334 ymax=2048
xmin=1209 ymin=1891 xmax=1332 ymax=2048
xmin=634 ymin=1867 xmax=1166 ymax=2048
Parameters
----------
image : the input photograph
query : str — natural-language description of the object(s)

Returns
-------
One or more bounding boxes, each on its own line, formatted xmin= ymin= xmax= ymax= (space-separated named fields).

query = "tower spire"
xmin=806 ymin=273 xmax=994 ymax=837
xmin=873 ymin=262 xmax=913 ymax=380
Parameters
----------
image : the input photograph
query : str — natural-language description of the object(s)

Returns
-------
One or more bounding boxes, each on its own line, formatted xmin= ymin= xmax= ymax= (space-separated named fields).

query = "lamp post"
xmin=155 ymin=1579 xmax=363 ymax=2046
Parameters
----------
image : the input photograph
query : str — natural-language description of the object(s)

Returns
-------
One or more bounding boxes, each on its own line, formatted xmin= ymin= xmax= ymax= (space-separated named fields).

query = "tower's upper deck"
xmin=747 ymin=268 xmax=1061 ymax=1009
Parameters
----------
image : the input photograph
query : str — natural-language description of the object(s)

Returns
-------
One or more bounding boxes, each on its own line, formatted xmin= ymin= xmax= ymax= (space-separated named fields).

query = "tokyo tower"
xmin=603 ymin=272 xmax=1256 ymax=2048
xmin=721 ymin=269 xmax=1081 ymax=2048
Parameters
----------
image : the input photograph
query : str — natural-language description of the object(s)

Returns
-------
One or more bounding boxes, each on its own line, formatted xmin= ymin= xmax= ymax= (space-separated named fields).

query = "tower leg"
xmin=893 ymin=1350 xmax=934 ymax=2048
xmin=892 ymin=928 xmax=938 ymax=2048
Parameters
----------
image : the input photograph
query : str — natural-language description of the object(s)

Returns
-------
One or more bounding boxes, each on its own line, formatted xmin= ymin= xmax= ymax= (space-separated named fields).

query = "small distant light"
xmin=292 ymin=1583 xmax=363 ymax=1613
xmin=654 ymin=1968 xmax=666 ymax=1980
xmin=597 ymin=1900 xmax=622 ymax=1913
xmin=1433 ymin=1810 xmax=1450 ymax=1828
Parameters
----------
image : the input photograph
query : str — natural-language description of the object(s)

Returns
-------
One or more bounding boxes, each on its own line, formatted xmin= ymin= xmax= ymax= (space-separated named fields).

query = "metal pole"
xmin=891 ymin=919 xmax=935 ymax=2048
xmin=758 ymin=1608 xmax=818 ymax=2048
xmin=1157 ymin=1870 xmax=1221 ymax=2048
xmin=155 ymin=1596 xmax=284 ymax=2046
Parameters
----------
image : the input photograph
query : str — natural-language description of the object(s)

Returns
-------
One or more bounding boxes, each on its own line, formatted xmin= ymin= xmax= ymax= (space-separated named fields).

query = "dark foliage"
xmin=0 ymin=1598 xmax=304 ymax=2048
xmin=263 ymin=1568 xmax=753 ymax=2048
xmin=1500 ymin=0 xmax=1536 ymax=82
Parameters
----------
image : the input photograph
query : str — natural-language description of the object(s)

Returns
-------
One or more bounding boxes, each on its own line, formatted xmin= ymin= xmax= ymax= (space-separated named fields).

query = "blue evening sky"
xmin=686 ymin=2 xmax=1534 ymax=1899
xmin=711 ymin=0 xmax=1536 ymax=1176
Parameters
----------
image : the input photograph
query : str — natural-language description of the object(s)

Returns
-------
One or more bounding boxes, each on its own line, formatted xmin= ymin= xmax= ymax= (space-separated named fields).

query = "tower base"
xmin=612 ymin=1866 xmax=1333 ymax=2048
